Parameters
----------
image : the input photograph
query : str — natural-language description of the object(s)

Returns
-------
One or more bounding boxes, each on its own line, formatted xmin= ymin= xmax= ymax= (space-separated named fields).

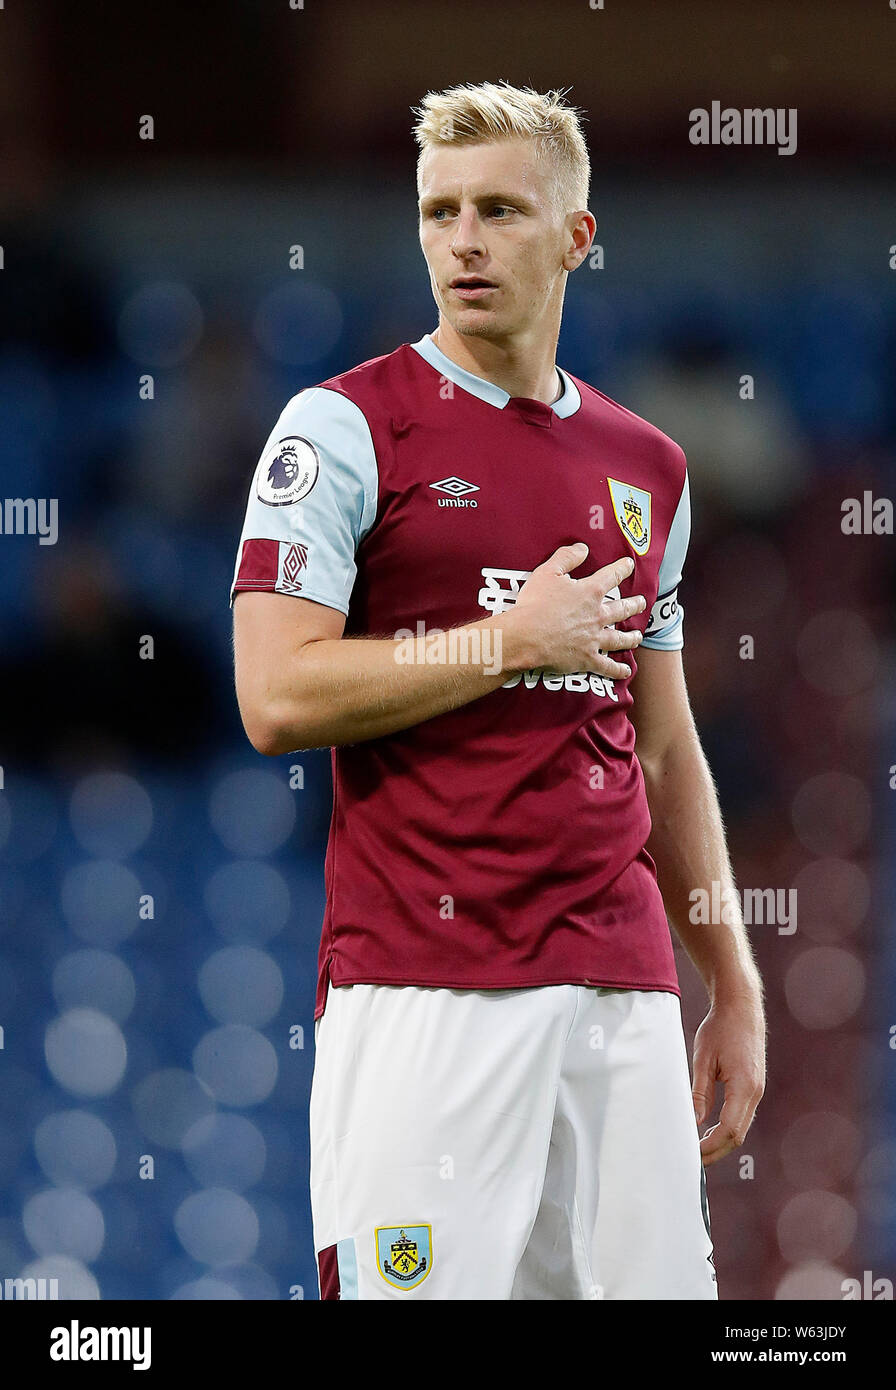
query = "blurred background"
xmin=0 ymin=0 xmax=894 ymax=1300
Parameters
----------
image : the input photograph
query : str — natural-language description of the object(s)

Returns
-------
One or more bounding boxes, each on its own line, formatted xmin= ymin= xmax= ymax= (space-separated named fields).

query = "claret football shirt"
xmin=231 ymin=333 xmax=691 ymax=1019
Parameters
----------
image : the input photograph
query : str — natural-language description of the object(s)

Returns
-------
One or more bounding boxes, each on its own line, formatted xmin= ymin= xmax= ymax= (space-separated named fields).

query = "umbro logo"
xmin=429 ymin=476 xmax=479 ymax=496
xmin=429 ymin=476 xmax=479 ymax=508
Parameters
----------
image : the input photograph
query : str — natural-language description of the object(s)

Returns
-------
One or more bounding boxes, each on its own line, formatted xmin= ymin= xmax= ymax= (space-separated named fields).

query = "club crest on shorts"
xmin=375 ymin=1225 xmax=432 ymax=1290
xmin=256 ymin=435 xmax=320 ymax=507
xmin=607 ymin=477 xmax=651 ymax=556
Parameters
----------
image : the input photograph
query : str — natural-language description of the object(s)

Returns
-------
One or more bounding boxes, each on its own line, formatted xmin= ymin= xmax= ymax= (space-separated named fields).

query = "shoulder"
xmin=272 ymin=342 xmax=419 ymax=445
xmin=568 ymin=374 xmax=688 ymax=482
xmin=314 ymin=341 xmax=420 ymax=407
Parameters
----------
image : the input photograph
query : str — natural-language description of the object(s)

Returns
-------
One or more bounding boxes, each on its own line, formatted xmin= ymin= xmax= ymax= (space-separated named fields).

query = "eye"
xmin=490 ymin=206 xmax=511 ymax=218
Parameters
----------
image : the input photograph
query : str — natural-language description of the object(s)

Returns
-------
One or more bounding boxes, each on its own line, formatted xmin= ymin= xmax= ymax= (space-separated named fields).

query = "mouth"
xmin=450 ymin=276 xmax=497 ymax=300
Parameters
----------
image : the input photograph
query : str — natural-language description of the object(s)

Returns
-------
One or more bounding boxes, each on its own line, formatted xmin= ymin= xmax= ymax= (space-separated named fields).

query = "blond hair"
xmin=412 ymin=80 xmax=590 ymax=215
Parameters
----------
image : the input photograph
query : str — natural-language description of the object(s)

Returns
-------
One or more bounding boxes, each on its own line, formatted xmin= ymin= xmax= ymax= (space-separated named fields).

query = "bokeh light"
xmin=192 ymin=1024 xmax=278 ymax=1106
xmin=171 ymin=1276 xmax=243 ymax=1300
xmin=779 ymin=1111 xmax=862 ymax=1188
xmin=131 ymin=1068 xmax=216 ymax=1149
xmin=777 ymin=1190 xmax=858 ymax=1263
xmin=211 ymin=1263 xmax=279 ymax=1300
xmin=790 ymin=773 xmax=871 ymax=856
xmin=796 ymin=609 xmax=879 ymax=697
xmin=203 ymin=861 xmax=291 ymax=943
xmin=117 ymin=281 xmax=204 ymax=367
xmin=181 ymin=1113 xmax=267 ymax=1191
xmin=52 ymin=949 xmax=136 ymax=1023
xmin=69 ymin=772 xmax=153 ymax=859
xmin=252 ymin=281 xmax=343 ymax=366
xmin=208 ymin=770 xmax=296 ymax=857
xmin=44 ymin=1009 xmax=128 ymax=1097
xmin=197 ymin=946 xmax=284 ymax=1025
xmin=23 ymin=1188 xmax=105 ymax=1262
xmin=60 ymin=861 xmax=142 ymax=947
xmin=34 ymin=1110 xmax=118 ymax=1190
xmin=18 ymin=1254 xmax=100 ymax=1300
xmin=784 ymin=947 xmax=865 ymax=1030
xmin=174 ymin=1188 xmax=260 ymax=1266
xmin=774 ymin=1262 xmax=850 ymax=1301
xmin=789 ymin=858 xmax=870 ymax=944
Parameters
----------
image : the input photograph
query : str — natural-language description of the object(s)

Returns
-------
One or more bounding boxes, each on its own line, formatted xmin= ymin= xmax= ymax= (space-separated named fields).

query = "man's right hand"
xmin=234 ymin=544 xmax=646 ymax=754
xmin=506 ymin=543 xmax=646 ymax=681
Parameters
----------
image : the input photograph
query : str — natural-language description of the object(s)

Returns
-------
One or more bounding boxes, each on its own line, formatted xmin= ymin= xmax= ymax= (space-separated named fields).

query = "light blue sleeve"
xmin=230 ymin=386 xmax=379 ymax=612
xmin=641 ymin=471 xmax=689 ymax=651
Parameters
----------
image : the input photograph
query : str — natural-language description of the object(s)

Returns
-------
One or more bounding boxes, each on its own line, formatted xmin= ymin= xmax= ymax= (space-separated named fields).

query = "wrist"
xmin=708 ymin=960 xmax=763 ymax=1008
xmin=486 ymin=608 xmax=540 ymax=675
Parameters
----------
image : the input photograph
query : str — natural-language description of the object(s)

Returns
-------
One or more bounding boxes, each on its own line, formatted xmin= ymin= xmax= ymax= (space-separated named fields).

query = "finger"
xmin=547 ymin=542 xmax=589 ymax=576
xmin=600 ymin=594 xmax=647 ymax=625
xmin=582 ymin=554 xmax=636 ymax=594
xmin=700 ymin=1117 xmax=749 ymax=1166
xmin=591 ymin=642 xmax=639 ymax=681
xmin=591 ymin=630 xmax=643 ymax=687
xmin=699 ymin=1086 xmax=759 ymax=1165
xmin=691 ymin=1056 xmax=716 ymax=1128
xmin=718 ymin=1081 xmax=760 ymax=1144
xmin=599 ymin=626 xmax=644 ymax=651
xmin=699 ymin=1122 xmax=739 ymax=1166
xmin=593 ymin=656 xmax=636 ymax=681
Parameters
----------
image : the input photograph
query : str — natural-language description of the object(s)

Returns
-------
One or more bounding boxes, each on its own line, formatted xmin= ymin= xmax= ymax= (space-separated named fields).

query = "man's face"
xmin=418 ymin=138 xmax=573 ymax=341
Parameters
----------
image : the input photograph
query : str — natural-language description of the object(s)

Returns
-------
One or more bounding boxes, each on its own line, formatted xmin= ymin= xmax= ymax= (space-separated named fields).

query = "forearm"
xmin=263 ymin=612 xmax=526 ymax=752
xmin=640 ymin=736 xmax=762 ymax=1003
xmin=238 ymin=547 xmax=644 ymax=754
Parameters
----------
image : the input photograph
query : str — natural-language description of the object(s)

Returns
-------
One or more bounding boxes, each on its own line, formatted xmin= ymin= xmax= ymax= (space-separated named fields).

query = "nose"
xmin=450 ymin=206 xmax=485 ymax=260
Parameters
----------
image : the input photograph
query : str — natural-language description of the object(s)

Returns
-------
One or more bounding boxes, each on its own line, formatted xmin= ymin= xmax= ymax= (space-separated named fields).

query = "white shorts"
xmin=310 ymin=982 xmax=717 ymax=1300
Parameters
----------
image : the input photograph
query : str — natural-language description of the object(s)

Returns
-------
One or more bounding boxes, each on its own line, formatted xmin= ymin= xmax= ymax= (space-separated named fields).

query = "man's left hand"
xmin=691 ymin=988 xmax=766 ymax=1166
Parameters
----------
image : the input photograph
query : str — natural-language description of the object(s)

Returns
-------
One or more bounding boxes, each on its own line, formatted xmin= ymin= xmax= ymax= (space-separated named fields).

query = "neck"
xmin=431 ymin=318 xmax=563 ymax=405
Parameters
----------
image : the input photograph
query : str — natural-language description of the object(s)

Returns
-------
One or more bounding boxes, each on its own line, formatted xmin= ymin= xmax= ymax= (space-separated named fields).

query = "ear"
xmin=563 ymin=210 xmax=597 ymax=273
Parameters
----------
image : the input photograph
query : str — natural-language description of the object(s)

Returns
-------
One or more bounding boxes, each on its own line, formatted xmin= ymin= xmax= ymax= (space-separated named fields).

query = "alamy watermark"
xmin=0 ymin=497 xmax=58 ymax=545
xmin=394 ymin=621 xmax=503 ymax=676
xmin=50 ymin=1321 xmax=151 ymax=1370
xmin=689 ymin=102 xmax=797 ymax=157
xmin=841 ymin=1271 xmax=893 ymax=1300
xmin=689 ymin=880 xmax=797 ymax=934
xmin=0 ymin=1275 xmax=59 ymax=1299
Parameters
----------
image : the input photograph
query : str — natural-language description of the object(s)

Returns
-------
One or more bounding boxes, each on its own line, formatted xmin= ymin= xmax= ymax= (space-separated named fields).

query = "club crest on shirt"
xmin=607 ymin=477 xmax=651 ymax=556
xmin=375 ymin=1224 xmax=432 ymax=1290
xmin=256 ymin=435 xmax=320 ymax=507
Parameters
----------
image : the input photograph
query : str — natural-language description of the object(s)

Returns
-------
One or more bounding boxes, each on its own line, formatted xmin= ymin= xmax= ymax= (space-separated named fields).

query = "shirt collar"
xmin=410 ymin=332 xmax=582 ymax=419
